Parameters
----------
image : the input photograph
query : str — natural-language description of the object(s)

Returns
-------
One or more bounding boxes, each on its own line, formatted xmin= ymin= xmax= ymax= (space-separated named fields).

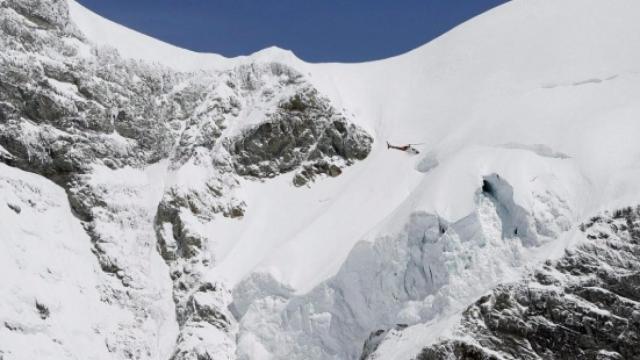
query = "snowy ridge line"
xmin=66 ymin=0 xmax=303 ymax=72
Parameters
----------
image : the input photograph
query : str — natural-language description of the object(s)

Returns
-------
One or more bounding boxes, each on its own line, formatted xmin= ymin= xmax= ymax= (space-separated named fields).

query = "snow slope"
xmin=104 ymin=0 xmax=640 ymax=293
xmin=5 ymin=0 xmax=640 ymax=358
xmin=0 ymin=163 xmax=124 ymax=359
xmin=0 ymin=160 xmax=184 ymax=359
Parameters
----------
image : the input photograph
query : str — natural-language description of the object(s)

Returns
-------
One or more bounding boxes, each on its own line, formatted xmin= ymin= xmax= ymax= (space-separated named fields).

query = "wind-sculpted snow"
xmin=481 ymin=173 xmax=566 ymax=247
xmin=234 ymin=174 xmax=576 ymax=359
xmin=415 ymin=152 xmax=439 ymax=173
xmin=499 ymin=143 xmax=571 ymax=160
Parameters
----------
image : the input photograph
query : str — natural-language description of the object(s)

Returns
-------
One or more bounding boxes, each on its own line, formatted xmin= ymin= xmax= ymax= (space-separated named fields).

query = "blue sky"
xmin=77 ymin=0 xmax=508 ymax=63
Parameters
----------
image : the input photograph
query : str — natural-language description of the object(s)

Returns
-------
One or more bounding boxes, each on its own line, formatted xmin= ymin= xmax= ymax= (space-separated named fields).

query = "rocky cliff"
xmin=0 ymin=0 xmax=371 ymax=358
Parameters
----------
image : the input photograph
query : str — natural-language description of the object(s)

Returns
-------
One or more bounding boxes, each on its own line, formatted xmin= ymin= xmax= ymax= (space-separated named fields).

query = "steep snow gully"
xmin=2 ymin=0 xmax=640 ymax=359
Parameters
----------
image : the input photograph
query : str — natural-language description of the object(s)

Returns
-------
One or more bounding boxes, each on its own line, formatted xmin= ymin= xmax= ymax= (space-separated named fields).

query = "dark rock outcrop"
xmin=229 ymin=89 xmax=372 ymax=185
xmin=360 ymin=324 xmax=409 ymax=360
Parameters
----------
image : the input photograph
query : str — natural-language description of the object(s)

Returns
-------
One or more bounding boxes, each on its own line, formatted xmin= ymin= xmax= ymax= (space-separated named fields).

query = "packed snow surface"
xmin=5 ymin=0 xmax=640 ymax=358
xmin=0 ymin=163 xmax=174 ymax=359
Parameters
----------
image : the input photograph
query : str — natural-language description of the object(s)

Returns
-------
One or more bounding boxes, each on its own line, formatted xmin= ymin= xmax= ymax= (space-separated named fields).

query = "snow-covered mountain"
xmin=2 ymin=0 xmax=640 ymax=359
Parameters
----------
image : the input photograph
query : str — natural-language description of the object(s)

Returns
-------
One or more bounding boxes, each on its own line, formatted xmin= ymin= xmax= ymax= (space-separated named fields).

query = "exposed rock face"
xmin=0 ymin=0 xmax=372 ymax=358
xmin=228 ymin=89 xmax=372 ymax=185
xmin=414 ymin=207 xmax=640 ymax=360
xmin=360 ymin=324 xmax=409 ymax=360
